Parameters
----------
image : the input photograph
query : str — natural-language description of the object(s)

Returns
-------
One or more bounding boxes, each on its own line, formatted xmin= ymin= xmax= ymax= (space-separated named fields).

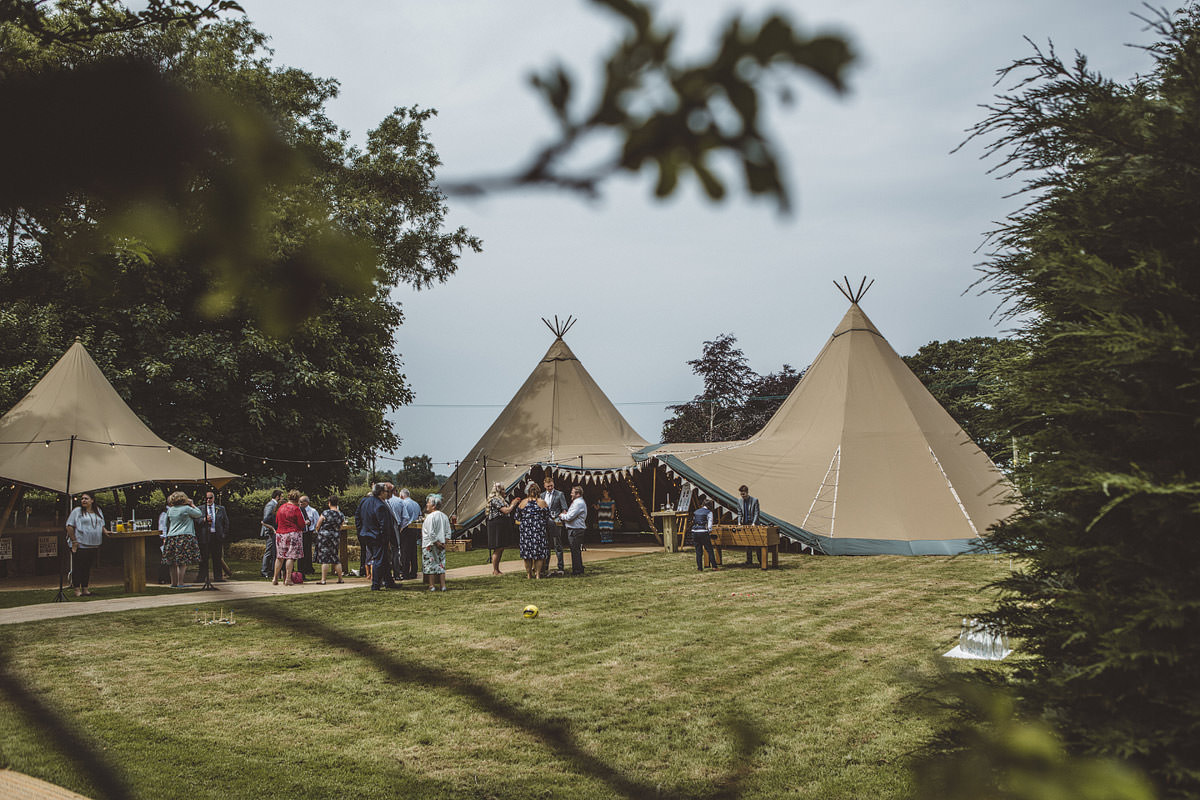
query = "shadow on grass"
xmin=0 ymin=601 xmax=767 ymax=800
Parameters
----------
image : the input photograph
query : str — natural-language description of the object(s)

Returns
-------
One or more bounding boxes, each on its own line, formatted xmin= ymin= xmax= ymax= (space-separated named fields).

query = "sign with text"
xmin=37 ymin=535 xmax=57 ymax=558
xmin=0 ymin=537 xmax=11 ymax=560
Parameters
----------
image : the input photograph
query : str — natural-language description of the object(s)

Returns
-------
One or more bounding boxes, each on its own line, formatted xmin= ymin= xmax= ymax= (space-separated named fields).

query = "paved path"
xmin=0 ymin=545 xmax=659 ymax=626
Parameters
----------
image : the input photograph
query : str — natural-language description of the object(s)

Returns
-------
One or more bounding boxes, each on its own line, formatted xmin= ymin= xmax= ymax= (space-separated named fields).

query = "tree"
xmin=399 ymin=455 xmax=437 ymax=489
xmin=901 ymin=337 xmax=1024 ymax=469
xmin=961 ymin=7 xmax=1200 ymax=795
xmin=0 ymin=16 xmax=480 ymax=489
xmin=661 ymin=334 xmax=802 ymax=442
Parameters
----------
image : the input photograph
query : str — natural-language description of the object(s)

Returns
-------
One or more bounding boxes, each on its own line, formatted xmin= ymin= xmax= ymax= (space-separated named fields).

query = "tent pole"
xmin=199 ymin=460 xmax=216 ymax=591
xmin=55 ymin=434 xmax=76 ymax=603
xmin=482 ymin=455 xmax=491 ymax=563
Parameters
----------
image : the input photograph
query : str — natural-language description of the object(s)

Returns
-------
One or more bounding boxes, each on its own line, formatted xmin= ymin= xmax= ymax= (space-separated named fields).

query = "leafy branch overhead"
xmin=443 ymin=0 xmax=854 ymax=211
xmin=0 ymin=0 xmax=243 ymax=47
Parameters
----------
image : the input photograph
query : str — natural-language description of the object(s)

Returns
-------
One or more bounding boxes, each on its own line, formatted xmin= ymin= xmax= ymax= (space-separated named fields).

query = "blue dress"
xmin=517 ymin=501 xmax=550 ymax=561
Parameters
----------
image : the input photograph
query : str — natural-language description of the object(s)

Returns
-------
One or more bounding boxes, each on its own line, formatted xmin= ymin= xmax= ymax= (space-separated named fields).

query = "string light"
xmin=166 ymin=446 xmax=172 ymax=453
xmin=44 ymin=440 xmax=49 ymax=447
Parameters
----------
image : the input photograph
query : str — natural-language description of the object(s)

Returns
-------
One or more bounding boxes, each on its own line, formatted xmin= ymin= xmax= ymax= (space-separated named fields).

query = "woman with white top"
xmin=65 ymin=492 xmax=110 ymax=597
xmin=421 ymin=494 xmax=451 ymax=591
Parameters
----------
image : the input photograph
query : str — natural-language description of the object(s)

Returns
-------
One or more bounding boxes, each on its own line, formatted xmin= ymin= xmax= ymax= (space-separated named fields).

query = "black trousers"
xmin=71 ymin=547 xmax=97 ymax=588
xmin=399 ymin=528 xmax=420 ymax=578
xmin=300 ymin=531 xmax=315 ymax=573
xmin=693 ymin=531 xmax=717 ymax=570
xmin=197 ymin=535 xmax=223 ymax=582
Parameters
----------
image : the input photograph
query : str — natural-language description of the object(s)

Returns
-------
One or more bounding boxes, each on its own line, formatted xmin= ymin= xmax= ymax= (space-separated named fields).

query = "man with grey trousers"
xmin=541 ymin=474 xmax=568 ymax=576
xmin=560 ymin=486 xmax=588 ymax=575
xmin=260 ymin=489 xmax=283 ymax=578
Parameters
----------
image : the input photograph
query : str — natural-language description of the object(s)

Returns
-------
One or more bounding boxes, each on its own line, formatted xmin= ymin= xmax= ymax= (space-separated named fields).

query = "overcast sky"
xmin=242 ymin=1 xmax=1154 ymax=471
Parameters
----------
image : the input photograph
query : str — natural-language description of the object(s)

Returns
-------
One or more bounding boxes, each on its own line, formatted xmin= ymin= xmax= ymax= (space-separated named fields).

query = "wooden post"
xmin=123 ymin=536 xmax=146 ymax=592
xmin=0 ymin=485 xmax=22 ymax=538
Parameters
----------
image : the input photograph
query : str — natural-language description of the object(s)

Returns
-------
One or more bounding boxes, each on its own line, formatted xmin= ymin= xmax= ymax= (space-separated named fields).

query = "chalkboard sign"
xmin=676 ymin=483 xmax=693 ymax=513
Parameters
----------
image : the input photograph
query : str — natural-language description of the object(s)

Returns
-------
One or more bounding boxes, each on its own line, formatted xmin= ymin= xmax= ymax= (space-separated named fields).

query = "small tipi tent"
xmin=0 ymin=339 xmax=239 ymax=494
xmin=642 ymin=282 xmax=1017 ymax=554
xmin=438 ymin=318 xmax=649 ymax=529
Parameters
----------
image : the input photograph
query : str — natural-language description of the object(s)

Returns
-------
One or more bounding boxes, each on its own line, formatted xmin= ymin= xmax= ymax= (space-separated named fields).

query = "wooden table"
xmin=652 ymin=511 xmax=688 ymax=553
xmin=710 ymin=525 xmax=780 ymax=570
xmin=104 ymin=529 xmax=164 ymax=592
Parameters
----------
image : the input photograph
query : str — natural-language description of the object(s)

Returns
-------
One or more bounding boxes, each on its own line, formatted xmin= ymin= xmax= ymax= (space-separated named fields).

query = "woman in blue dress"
xmin=516 ymin=481 xmax=550 ymax=579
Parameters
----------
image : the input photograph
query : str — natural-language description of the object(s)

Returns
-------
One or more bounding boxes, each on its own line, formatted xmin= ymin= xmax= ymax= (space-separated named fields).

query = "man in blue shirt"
xmin=396 ymin=488 xmax=423 ymax=580
xmin=384 ymin=483 xmax=406 ymax=580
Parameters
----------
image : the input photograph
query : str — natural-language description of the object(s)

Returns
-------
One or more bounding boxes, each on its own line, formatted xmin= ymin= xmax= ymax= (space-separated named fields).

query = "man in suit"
xmin=542 ymin=474 xmax=568 ymax=576
xmin=357 ymin=483 xmax=398 ymax=590
xmin=299 ymin=495 xmax=319 ymax=574
xmin=260 ymin=489 xmax=282 ymax=578
xmin=396 ymin=488 xmax=423 ymax=580
xmin=197 ymin=490 xmax=230 ymax=584
xmin=737 ymin=484 xmax=761 ymax=565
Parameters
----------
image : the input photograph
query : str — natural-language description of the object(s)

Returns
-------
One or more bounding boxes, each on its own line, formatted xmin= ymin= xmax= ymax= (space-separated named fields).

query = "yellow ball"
xmin=523 ymin=604 xmax=539 ymax=619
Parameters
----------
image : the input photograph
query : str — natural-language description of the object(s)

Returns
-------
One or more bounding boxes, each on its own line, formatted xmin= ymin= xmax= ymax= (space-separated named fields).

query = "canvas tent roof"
xmin=640 ymin=303 xmax=1018 ymax=554
xmin=0 ymin=340 xmax=239 ymax=494
xmin=438 ymin=333 xmax=648 ymax=528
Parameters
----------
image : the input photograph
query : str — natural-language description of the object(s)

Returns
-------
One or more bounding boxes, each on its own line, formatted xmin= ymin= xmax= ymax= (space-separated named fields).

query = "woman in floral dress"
xmin=421 ymin=494 xmax=451 ymax=591
xmin=516 ymin=481 xmax=550 ymax=579
xmin=314 ymin=495 xmax=345 ymax=585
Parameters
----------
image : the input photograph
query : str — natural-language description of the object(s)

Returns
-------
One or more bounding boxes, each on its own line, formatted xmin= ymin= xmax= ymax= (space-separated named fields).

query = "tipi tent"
xmin=0 ymin=339 xmax=239 ymax=494
xmin=439 ymin=319 xmax=649 ymax=529
xmin=639 ymin=286 xmax=1017 ymax=554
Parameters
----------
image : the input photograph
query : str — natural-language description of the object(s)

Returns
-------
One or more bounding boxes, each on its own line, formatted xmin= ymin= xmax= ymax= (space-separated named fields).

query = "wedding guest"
xmin=163 ymin=491 xmax=202 ymax=588
xmin=273 ymin=489 xmax=305 ymax=586
xmin=65 ymin=492 xmax=109 ymax=597
xmin=691 ymin=500 xmax=718 ymax=572
xmin=516 ymin=482 xmax=550 ymax=579
xmin=314 ymin=495 xmax=345 ymax=585
xmin=421 ymin=494 xmax=451 ymax=591
xmin=485 ymin=482 xmax=517 ymax=576
xmin=594 ymin=488 xmax=616 ymax=543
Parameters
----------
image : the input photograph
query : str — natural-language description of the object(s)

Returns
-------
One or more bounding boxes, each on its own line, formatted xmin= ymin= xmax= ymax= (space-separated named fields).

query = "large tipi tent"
xmin=639 ymin=284 xmax=1018 ymax=554
xmin=0 ymin=339 xmax=239 ymax=494
xmin=438 ymin=319 xmax=649 ymax=529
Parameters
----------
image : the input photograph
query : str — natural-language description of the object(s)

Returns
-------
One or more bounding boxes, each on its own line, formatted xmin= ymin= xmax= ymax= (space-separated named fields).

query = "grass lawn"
xmin=0 ymin=551 xmax=1009 ymax=799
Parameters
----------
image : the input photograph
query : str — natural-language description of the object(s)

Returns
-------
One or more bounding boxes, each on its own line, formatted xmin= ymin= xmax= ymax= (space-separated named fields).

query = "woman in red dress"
xmin=273 ymin=489 xmax=305 ymax=586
